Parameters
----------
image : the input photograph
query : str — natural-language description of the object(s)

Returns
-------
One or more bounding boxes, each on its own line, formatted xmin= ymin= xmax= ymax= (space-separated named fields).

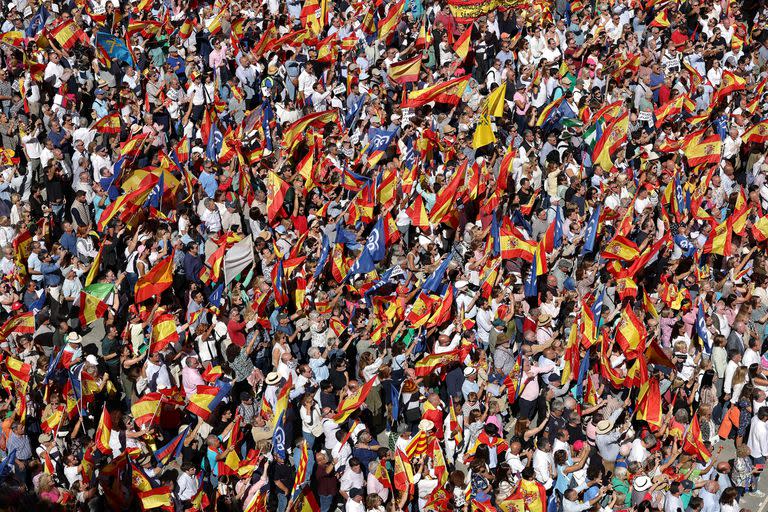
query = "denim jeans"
xmin=303 ymin=431 xmax=316 ymax=449
xmin=277 ymin=492 xmax=288 ymax=512
xmin=319 ymin=494 xmax=334 ymax=512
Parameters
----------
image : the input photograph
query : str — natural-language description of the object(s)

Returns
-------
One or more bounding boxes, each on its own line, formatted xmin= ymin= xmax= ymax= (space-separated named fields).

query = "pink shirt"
xmin=208 ymin=47 xmax=227 ymax=69
xmin=519 ymin=363 xmax=555 ymax=401
xmin=182 ymin=366 xmax=205 ymax=397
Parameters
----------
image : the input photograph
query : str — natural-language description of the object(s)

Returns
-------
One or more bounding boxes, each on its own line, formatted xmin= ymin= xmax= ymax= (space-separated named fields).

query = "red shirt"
xmin=227 ymin=318 xmax=246 ymax=347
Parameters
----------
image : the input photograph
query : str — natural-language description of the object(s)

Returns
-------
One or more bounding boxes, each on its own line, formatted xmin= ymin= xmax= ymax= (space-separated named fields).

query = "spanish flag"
xmin=484 ymin=82 xmax=507 ymax=117
xmin=0 ymin=311 xmax=35 ymax=339
xmin=742 ymin=120 xmax=768 ymax=144
xmin=393 ymin=449 xmax=414 ymax=496
xmin=93 ymin=113 xmax=121 ymax=134
xmin=624 ymin=356 xmax=648 ymax=388
xmin=119 ymin=132 xmax=150 ymax=158
xmin=378 ymin=0 xmax=405 ymax=41
xmin=453 ymin=24 xmax=473 ymax=60
xmin=281 ymin=110 xmax=339 ymax=152
xmin=96 ymin=173 xmax=158 ymax=231
xmin=46 ymin=20 xmax=89 ymax=50
xmin=429 ymin=163 xmax=465 ymax=224
xmin=6 ymin=357 xmax=31 ymax=390
xmin=682 ymin=414 xmax=712 ymax=462
xmin=592 ymin=111 xmax=629 ymax=171
xmin=95 ymin=404 xmax=113 ymax=455
xmin=78 ymin=290 xmax=109 ymax=327
xmin=615 ymin=304 xmax=646 ymax=359
xmin=427 ymin=285 xmax=454 ymax=328
xmin=499 ymin=221 xmax=537 ymax=262
xmin=388 ymin=55 xmax=422 ymax=84
xmin=413 ymin=349 xmax=462 ymax=377
xmin=41 ymin=407 xmax=64 ymax=433
xmin=714 ymin=70 xmax=747 ymax=102
xmin=138 ymin=486 xmax=172 ymax=511
xmin=636 ymin=377 xmax=663 ymax=429
xmin=536 ymin=97 xmax=564 ymax=126
xmin=0 ymin=31 xmax=24 ymax=47
xmin=135 ymin=254 xmax=174 ymax=303
xmin=600 ymin=235 xmax=639 ymax=261
xmin=334 ymin=375 xmax=378 ymax=423
xmin=402 ymin=75 xmax=471 ymax=108
xmin=407 ymin=195 xmax=430 ymax=230
xmin=150 ymin=314 xmax=179 ymax=353
xmin=654 ymin=95 xmax=686 ymax=128
xmin=752 ymin=215 xmax=768 ymax=241
xmin=684 ymin=134 xmax=722 ymax=167
xmin=702 ymin=218 xmax=732 ymax=256
xmin=131 ymin=392 xmax=162 ymax=428
xmin=650 ymin=10 xmax=670 ymax=28
xmin=267 ymin=171 xmax=289 ymax=224
xmin=187 ymin=384 xmax=231 ymax=421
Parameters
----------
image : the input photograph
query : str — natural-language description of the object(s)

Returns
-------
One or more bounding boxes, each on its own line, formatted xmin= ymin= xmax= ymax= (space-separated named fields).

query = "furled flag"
xmin=636 ymin=377 xmax=663 ymax=429
xmin=272 ymin=411 xmax=288 ymax=459
xmin=696 ymin=300 xmax=711 ymax=353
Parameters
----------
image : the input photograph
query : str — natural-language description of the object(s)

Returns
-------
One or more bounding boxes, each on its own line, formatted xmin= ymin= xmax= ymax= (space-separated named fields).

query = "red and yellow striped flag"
xmin=388 ymin=55 xmax=422 ymax=84
xmin=402 ymin=75 xmax=471 ymax=108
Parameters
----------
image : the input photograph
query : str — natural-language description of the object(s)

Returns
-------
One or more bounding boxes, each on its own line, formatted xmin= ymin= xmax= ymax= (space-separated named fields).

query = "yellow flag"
xmin=484 ymin=82 xmax=507 ymax=117
xmin=472 ymin=111 xmax=496 ymax=149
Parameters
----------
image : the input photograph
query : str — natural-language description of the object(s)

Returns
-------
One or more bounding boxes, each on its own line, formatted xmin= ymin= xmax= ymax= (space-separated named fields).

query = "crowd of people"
xmin=0 ymin=0 xmax=767 ymax=511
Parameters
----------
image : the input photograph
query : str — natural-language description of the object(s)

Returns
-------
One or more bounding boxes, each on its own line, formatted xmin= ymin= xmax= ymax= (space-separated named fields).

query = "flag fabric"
xmin=682 ymin=414 xmax=712 ymax=462
xmin=135 ymin=254 xmax=174 ymax=303
xmin=93 ymin=113 xmax=121 ymax=134
xmin=131 ymin=393 xmax=162 ymax=428
xmin=267 ymin=171 xmax=290 ymax=224
xmin=484 ymin=82 xmax=507 ymax=117
xmin=600 ymin=235 xmax=639 ymax=261
xmin=138 ymin=486 xmax=172 ymax=510
xmin=636 ymin=377 xmax=663 ymax=429
xmin=78 ymin=291 xmax=109 ymax=327
xmin=95 ymin=404 xmax=113 ymax=455
xmin=580 ymin=205 xmax=602 ymax=255
xmin=742 ymin=120 xmax=768 ymax=144
xmin=592 ymin=111 xmax=629 ymax=171
xmin=378 ymin=0 xmax=406 ymax=41
xmin=151 ymin=314 xmax=179 ymax=353
xmin=334 ymin=376 xmax=378 ymax=423
xmin=702 ymin=218 xmax=733 ymax=256
xmin=453 ymin=24 xmax=473 ymax=60
xmin=684 ymin=134 xmax=722 ymax=166
xmin=46 ymin=19 xmax=89 ymax=50
xmin=615 ymin=304 xmax=647 ymax=359
xmin=273 ymin=411 xmax=288 ymax=459
xmin=153 ymin=426 xmax=189 ymax=466
xmin=291 ymin=441 xmax=310 ymax=497
xmin=186 ymin=383 xmax=232 ymax=421
xmin=41 ymin=407 xmax=64 ymax=433
xmin=402 ymin=75 xmax=471 ymax=108
xmin=413 ymin=350 xmax=462 ymax=377
xmin=388 ymin=55 xmax=422 ymax=84
xmin=96 ymin=31 xmax=134 ymax=66
xmin=472 ymin=111 xmax=496 ymax=149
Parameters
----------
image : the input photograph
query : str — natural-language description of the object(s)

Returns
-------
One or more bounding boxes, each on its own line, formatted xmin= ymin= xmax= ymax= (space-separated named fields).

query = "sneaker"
xmin=751 ymin=490 xmax=765 ymax=497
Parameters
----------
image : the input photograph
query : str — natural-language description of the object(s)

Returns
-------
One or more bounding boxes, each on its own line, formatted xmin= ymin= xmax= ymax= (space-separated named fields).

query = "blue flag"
xmin=345 ymin=217 xmax=387 ymax=280
xmin=0 ymin=450 xmax=16 ymax=477
xmin=673 ymin=234 xmax=696 ymax=258
xmin=591 ymin=286 xmax=605 ymax=326
xmin=272 ymin=411 xmax=287 ymax=459
xmin=366 ymin=127 xmax=399 ymax=154
xmin=146 ymin=171 xmax=165 ymax=209
xmin=491 ymin=214 xmax=501 ymax=256
xmin=345 ymin=95 xmax=366 ymax=128
xmin=364 ymin=265 xmax=403 ymax=307
xmin=422 ymin=253 xmax=453 ymax=294
xmin=580 ymin=205 xmax=602 ymax=255
xmin=575 ymin=349 xmax=591 ymax=401
xmin=153 ymin=426 xmax=189 ymax=465
xmin=512 ymin=210 xmax=532 ymax=236
xmin=262 ymin=100 xmax=275 ymax=151
xmin=42 ymin=348 xmax=63 ymax=385
xmin=29 ymin=290 xmax=46 ymax=313
xmin=25 ymin=6 xmax=49 ymax=37
xmin=334 ymin=221 xmax=359 ymax=248
xmin=524 ymin=253 xmax=538 ymax=298
xmin=553 ymin=206 xmax=563 ymax=249
xmin=314 ymin=234 xmax=331 ymax=279
xmin=206 ymin=123 xmax=223 ymax=161
xmin=209 ymin=283 xmax=224 ymax=307
xmin=696 ymin=302 xmax=711 ymax=353
xmin=96 ymin=32 xmax=135 ymax=67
